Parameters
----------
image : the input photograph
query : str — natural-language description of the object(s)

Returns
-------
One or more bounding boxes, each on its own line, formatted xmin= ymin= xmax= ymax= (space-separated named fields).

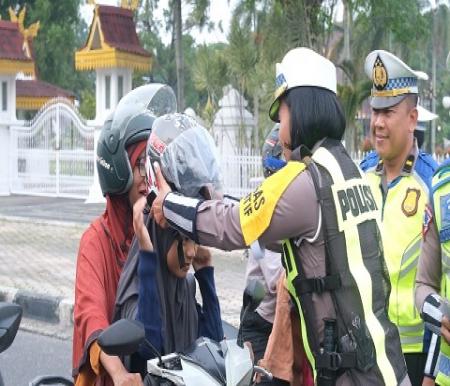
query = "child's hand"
xmin=133 ymin=196 xmax=153 ymax=252
xmin=193 ymin=246 xmax=212 ymax=271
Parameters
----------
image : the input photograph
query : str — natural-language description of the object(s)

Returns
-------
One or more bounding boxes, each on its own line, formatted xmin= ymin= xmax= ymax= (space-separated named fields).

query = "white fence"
xmin=220 ymin=149 xmax=263 ymax=198
xmin=221 ymin=150 xmax=450 ymax=200
xmin=9 ymin=98 xmax=94 ymax=198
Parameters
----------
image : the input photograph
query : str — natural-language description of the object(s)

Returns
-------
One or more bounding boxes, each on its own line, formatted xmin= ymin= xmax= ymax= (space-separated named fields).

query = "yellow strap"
xmin=371 ymin=87 xmax=413 ymax=97
xmin=239 ymin=161 xmax=306 ymax=245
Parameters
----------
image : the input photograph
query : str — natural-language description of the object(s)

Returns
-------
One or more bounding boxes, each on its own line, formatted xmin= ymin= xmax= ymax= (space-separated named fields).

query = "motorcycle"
xmin=0 ymin=302 xmax=22 ymax=386
xmin=98 ymin=279 xmax=273 ymax=386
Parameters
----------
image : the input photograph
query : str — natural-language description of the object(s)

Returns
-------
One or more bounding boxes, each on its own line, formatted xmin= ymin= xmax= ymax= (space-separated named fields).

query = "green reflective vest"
xmin=282 ymin=140 xmax=407 ymax=385
xmin=365 ymin=163 xmax=429 ymax=353
xmin=431 ymin=166 xmax=450 ymax=385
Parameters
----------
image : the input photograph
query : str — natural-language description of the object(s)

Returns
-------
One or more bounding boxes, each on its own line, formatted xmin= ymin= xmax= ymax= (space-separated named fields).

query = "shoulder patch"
xmin=359 ymin=151 xmax=379 ymax=172
xmin=239 ymin=161 xmax=306 ymax=245
xmin=415 ymin=152 xmax=437 ymax=190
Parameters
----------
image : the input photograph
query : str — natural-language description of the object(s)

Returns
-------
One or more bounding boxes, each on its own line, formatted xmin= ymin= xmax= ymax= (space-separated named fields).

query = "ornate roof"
xmin=16 ymin=79 xmax=75 ymax=110
xmin=0 ymin=20 xmax=34 ymax=75
xmin=75 ymin=5 xmax=152 ymax=71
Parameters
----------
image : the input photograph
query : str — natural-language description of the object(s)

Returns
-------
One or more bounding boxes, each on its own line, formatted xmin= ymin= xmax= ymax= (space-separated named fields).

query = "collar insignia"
xmin=375 ymin=159 xmax=384 ymax=173
xmin=402 ymin=188 xmax=421 ymax=217
xmin=373 ymin=55 xmax=388 ymax=91
xmin=402 ymin=154 xmax=415 ymax=174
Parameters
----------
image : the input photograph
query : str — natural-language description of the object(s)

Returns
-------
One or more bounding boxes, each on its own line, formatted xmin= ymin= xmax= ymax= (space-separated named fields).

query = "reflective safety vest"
xmin=431 ymin=163 xmax=450 ymax=385
xmin=364 ymin=157 xmax=432 ymax=353
xmin=282 ymin=139 xmax=407 ymax=385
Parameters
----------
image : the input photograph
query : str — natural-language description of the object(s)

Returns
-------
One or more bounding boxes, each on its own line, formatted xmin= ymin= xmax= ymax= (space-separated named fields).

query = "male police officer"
xmin=360 ymin=50 xmax=438 ymax=385
xmin=153 ymin=47 xmax=410 ymax=385
xmin=415 ymin=157 xmax=450 ymax=385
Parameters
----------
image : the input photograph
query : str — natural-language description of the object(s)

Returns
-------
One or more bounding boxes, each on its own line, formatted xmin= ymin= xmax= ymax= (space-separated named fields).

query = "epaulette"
xmin=359 ymin=151 xmax=379 ymax=171
xmin=417 ymin=151 xmax=438 ymax=174
xmin=414 ymin=152 xmax=438 ymax=192
xmin=402 ymin=154 xmax=415 ymax=174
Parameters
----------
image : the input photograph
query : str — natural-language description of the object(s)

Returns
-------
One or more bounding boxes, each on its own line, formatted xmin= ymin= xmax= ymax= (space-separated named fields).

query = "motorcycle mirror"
xmin=237 ymin=280 xmax=266 ymax=348
xmin=98 ymin=319 xmax=145 ymax=356
xmin=0 ymin=302 xmax=22 ymax=354
xmin=243 ymin=279 xmax=266 ymax=313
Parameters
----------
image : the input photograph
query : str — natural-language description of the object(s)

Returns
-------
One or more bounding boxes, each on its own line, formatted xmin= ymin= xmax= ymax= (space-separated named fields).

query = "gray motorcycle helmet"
xmin=147 ymin=113 xmax=222 ymax=197
xmin=97 ymin=84 xmax=177 ymax=196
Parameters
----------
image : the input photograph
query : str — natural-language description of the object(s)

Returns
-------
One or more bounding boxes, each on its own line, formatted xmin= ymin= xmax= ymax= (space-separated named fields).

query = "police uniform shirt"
xmin=415 ymin=186 xmax=445 ymax=378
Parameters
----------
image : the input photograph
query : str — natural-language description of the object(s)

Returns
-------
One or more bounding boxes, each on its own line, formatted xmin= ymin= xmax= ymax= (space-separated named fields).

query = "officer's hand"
xmin=441 ymin=316 xmax=450 ymax=345
xmin=422 ymin=376 xmax=435 ymax=386
xmin=151 ymin=162 xmax=171 ymax=229
xmin=112 ymin=371 xmax=143 ymax=386
xmin=193 ymin=246 xmax=212 ymax=271
xmin=133 ymin=196 xmax=153 ymax=252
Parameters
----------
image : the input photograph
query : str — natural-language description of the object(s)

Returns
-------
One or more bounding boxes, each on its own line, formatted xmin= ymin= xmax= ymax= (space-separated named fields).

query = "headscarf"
xmin=103 ymin=140 xmax=147 ymax=263
xmin=72 ymin=140 xmax=147 ymax=383
xmin=151 ymin=221 xmax=198 ymax=354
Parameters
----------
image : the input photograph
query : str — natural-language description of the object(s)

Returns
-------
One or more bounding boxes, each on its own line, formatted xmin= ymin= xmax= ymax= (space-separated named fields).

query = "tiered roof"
xmin=75 ymin=5 xmax=152 ymax=71
xmin=16 ymin=79 xmax=75 ymax=110
xmin=0 ymin=20 xmax=34 ymax=75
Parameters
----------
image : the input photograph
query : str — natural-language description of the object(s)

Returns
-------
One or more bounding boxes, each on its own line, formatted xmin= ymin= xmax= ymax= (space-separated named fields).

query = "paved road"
xmin=0 ymin=330 xmax=72 ymax=386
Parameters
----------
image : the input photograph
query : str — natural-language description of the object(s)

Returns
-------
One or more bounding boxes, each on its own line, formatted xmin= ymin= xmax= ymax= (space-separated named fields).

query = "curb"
xmin=0 ymin=286 xmax=73 ymax=327
xmin=0 ymin=214 xmax=89 ymax=228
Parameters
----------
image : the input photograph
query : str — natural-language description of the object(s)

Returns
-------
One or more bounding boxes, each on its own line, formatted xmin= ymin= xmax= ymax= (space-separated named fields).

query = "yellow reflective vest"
xmin=361 ymin=149 xmax=437 ymax=353
xmin=281 ymin=140 xmax=407 ymax=384
xmin=431 ymin=163 xmax=450 ymax=385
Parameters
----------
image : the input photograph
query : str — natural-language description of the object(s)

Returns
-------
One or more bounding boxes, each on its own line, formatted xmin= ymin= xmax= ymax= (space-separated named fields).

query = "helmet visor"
xmin=159 ymin=125 xmax=222 ymax=197
xmin=112 ymin=84 xmax=177 ymax=137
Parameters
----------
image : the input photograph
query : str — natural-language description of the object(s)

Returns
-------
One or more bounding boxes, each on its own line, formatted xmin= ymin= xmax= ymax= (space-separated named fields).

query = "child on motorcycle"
xmin=130 ymin=113 xmax=224 ymax=370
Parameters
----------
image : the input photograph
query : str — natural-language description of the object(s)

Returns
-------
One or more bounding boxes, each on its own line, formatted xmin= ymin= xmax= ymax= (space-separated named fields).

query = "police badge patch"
xmin=440 ymin=194 xmax=450 ymax=242
xmin=423 ymin=204 xmax=433 ymax=239
xmin=402 ymin=188 xmax=420 ymax=217
xmin=373 ymin=55 xmax=388 ymax=91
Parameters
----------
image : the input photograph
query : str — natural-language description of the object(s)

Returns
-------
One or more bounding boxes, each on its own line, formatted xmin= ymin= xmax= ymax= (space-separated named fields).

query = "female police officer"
xmin=151 ymin=47 xmax=410 ymax=386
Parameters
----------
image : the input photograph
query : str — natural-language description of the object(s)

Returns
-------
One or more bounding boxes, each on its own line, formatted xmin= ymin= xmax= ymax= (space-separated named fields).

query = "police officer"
xmin=415 ymin=161 xmax=450 ymax=386
xmin=360 ymin=50 xmax=438 ymax=385
xmin=152 ymin=47 xmax=410 ymax=385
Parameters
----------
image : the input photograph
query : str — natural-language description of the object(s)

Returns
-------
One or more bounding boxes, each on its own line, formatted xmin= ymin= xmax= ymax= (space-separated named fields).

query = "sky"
xmin=80 ymin=0 xmax=238 ymax=45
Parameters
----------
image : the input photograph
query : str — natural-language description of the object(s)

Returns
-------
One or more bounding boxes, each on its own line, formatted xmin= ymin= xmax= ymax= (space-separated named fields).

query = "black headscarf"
xmin=150 ymin=219 xmax=198 ymax=354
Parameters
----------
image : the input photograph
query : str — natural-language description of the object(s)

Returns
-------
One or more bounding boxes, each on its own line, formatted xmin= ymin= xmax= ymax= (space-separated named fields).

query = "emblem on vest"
xmin=332 ymin=179 xmax=378 ymax=232
xmin=440 ymin=194 xmax=450 ymax=242
xmin=402 ymin=188 xmax=420 ymax=217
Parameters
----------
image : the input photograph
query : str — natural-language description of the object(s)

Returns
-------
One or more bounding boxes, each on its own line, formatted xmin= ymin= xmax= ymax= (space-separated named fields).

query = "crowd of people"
xmin=70 ymin=46 xmax=450 ymax=386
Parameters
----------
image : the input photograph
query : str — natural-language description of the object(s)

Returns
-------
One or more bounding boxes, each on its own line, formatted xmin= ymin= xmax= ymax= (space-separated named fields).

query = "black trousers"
xmin=241 ymin=310 xmax=289 ymax=386
xmin=404 ymin=352 xmax=427 ymax=386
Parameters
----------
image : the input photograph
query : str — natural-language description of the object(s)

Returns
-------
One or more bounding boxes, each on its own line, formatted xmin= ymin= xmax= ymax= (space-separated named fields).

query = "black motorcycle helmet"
xmin=261 ymin=124 xmax=284 ymax=178
xmin=146 ymin=113 xmax=222 ymax=198
xmin=97 ymin=84 xmax=176 ymax=196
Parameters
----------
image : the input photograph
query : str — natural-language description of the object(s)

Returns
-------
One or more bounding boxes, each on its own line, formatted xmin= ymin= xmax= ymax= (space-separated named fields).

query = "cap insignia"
xmin=373 ymin=55 xmax=388 ymax=91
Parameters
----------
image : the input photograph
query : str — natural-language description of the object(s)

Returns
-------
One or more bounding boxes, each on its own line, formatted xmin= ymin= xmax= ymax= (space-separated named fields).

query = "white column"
xmin=95 ymin=68 xmax=104 ymax=122
xmin=0 ymin=75 xmax=17 ymax=196
xmin=85 ymin=124 xmax=105 ymax=204
xmin=0 ymin=124 xmax=10 ymax=196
